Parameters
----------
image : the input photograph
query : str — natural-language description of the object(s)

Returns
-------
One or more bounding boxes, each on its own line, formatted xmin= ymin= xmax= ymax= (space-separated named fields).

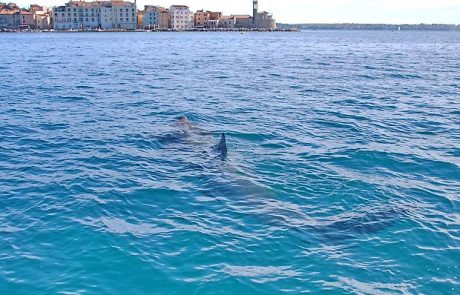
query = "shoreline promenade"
xmin=0 ymin=27 xmax=298 ymax=33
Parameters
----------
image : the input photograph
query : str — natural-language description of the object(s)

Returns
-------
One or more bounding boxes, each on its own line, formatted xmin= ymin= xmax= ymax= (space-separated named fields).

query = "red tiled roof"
xmin=232 ymin=14 xmax=251 ymax=19
xmin=0 ymin=9 xmax=19 ymax=14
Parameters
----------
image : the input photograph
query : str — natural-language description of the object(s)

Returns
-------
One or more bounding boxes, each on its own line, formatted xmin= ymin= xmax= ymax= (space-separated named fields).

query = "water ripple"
xmin=0 ymin=31 xmax=459 ymax=294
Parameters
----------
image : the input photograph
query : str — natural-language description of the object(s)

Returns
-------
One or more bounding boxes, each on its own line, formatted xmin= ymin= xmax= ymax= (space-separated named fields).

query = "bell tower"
xmin=252 ymin=0 xmax=258 ymax=25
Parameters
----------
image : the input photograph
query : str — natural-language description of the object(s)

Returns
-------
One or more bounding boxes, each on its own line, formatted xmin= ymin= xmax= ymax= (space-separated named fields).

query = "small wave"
xmin=38 ymin=123 xmax=69 ymax=131
xmin=98 ymin=217 xmax=171 ymax=237
xmin=386 ymin=73 xmax=422 ymax=79
xmin=364 ymin=65 xmax=378 ymax=70
xmin=357 ymin=74 xmax=378 ymax=80
xmin=300 ymin=88 xmax=321 ymax=93
xmin=0 ymin=225 xmax=23 ymax=233
xmin=230 ymin=132 xmax=274 ymax=142
xmin=60 ymin=95 xmax=89 ymax=102
xmin=260 ymin=142 xmax=291 ymax=149
xmin=326 ymin=277 xmax=415 ymax=295
xmin=75 ymin=85 xmax=94 ymax=89
xmin=220 ymin=265 xmax=301 ymax=282
xmin=88 ymin=72 xmax=109 ymax=77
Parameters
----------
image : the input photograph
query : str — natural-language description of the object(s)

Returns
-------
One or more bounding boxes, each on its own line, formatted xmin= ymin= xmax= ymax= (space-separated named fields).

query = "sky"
xmin=14 ymin=0 xmax=460 ymax=24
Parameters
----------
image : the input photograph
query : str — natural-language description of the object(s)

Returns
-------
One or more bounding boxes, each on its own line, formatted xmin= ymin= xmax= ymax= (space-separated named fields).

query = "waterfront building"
xmin=169 ymin=5 xmax=193 ymax=30
xmin=53 ymin=0 xmax=136 ymax=30
xmin=219 ymin=15 xmax=235 ymax=28
xmin=53 ymin=1 xmax=100 ymax=30
xmin=0 ymin=12 xmax=19 ymax=28
xmin=252 ymin=0 xmax=276 ymax=29
xmin=156 ymin=7 xmax=169 ymax=29
xmin=35 ymin=11 xmax=50 ymax=29
xmin=254 ymin=11 xmax=275 ymax=29
xmin=0 ymin=2 xmax=18 ymax=10
xmin=31 ymin=6 xmax=52 ymax=29
xmin=194 ymin=10 xmax=221 ymax=28
xmin=81 ymin=2 xmax=100 ymax=29
xmin=209 ymin=11 xmax=221 ymax=21
xmin=0 ymin=3 xmax=20 ymax=29
xmin=206 ymin=19 xmax=219 ymax=28
xmin=136 ymin=9 xmax=142 ymax=28
xmin=19 ymin=10 xmax=35 ymax=29
xmin=52 ymin=5 xmax=70 ymax=29
xmin=0 ymin=10 xmax=19 ymax=28
xmin=99 ymin=2 xmax=112 ymax=29
xmin=252 ymin=0 xmax=257 ymax=25
xmin=142 ymin=5 xmax=169 ymax=29
xmin=9 ymin=5 xmax=53 ymax=30
xmin=233 ymin=14 xmax=252 ymax=28
xmin=29 ymin=4 xmax=44 ymax=12
xmin=194 ymin=9 xmax=208 ymax=28
xmin=110 ymin=1 xmax=136 ymax=29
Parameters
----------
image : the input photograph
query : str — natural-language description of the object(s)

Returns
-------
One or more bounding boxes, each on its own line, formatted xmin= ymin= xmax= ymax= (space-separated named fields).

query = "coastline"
xmin=3 ymin=26 xmax=460 ymax=33
xmin=278 ymin=23 xmax=460 ymax=32
xmin=0 ymin=27 xmax=299 ymax=33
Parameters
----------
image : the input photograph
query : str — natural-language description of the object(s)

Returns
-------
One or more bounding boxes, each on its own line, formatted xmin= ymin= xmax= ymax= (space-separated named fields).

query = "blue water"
xmin=1 ymin=31 xmax=459 ymax=294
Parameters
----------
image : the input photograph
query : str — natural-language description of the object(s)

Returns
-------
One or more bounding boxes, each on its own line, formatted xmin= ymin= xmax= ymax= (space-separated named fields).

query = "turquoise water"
xmin=1 ymin=31 xmax=459 ymax=294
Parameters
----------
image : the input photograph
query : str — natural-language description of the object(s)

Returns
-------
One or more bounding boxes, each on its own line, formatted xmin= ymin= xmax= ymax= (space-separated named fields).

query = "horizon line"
xmin=279 ymin=22 xmax=460 ymax=26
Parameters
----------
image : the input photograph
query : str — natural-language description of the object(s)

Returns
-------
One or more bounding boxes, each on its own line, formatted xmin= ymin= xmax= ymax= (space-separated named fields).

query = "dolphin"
xmin=155 ymin=117 xmax=228 ymax=159
xmin=158 ymin=117 xmax=404 ymax=242
xmin=213 ymin=133 xmax=228 ymax=158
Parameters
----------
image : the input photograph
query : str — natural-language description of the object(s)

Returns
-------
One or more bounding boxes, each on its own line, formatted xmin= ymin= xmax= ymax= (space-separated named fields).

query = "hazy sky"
xmin=15 ymin=0 xmax=460 ymax=24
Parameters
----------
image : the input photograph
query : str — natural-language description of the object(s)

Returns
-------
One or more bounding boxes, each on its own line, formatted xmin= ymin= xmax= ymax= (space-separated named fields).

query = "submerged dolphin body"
xmin=309 ymin=206 xmax=407 ymax=242
xmin=156 ymin=116 xmax=224 ymax=151
xmin=158 ymin=117 xmax=404 ymax=242
xmin=213 ymin=133 xmax=228 ymax=158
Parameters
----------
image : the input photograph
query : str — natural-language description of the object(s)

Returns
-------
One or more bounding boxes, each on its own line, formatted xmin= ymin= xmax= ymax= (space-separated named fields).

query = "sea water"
xmin=0 ymin=31 xmax=459 ymax=294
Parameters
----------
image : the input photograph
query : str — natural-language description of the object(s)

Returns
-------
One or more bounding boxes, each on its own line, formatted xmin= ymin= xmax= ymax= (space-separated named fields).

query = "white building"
xmin=53 ymin=5 xmax=72 ymax=30
xmin=53 ymin=0 xmax=136 ymax=30
xmin=100 ymin=2 xmax=113 ymax=29
xmin=82 ymin=4 xmax=100 ymax=29
xmin=35 ymin=11 xmax=51 ymax=29
xmin=169 ymin=5 xmax=193 ymax=30
xmin=110 ymin=1 xmax=136 ymax=30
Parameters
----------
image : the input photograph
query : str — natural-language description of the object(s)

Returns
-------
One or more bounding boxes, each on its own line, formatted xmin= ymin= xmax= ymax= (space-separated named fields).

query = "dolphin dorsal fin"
xmin=216 ymin=133 xmax=228 ymax=158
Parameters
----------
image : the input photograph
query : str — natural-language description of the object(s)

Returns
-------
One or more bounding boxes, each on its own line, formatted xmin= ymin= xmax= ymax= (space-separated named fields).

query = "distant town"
xmin=1 ymin=1 xmax=459 ymax=33
xmin=0 ymin=0 xmax=282 ymax=31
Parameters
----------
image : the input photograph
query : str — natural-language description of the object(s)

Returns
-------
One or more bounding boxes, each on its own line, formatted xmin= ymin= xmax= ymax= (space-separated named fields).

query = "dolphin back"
xmin=214 ymin=133 xmax=228 ymax=157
